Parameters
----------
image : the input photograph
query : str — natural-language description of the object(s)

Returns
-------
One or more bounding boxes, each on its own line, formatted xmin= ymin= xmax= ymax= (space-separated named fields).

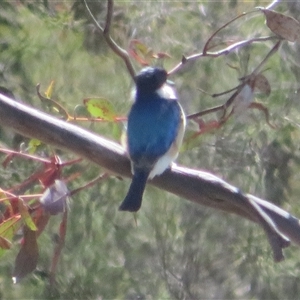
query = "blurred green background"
xmin=1 ymin=1 xmax=300 ymax=299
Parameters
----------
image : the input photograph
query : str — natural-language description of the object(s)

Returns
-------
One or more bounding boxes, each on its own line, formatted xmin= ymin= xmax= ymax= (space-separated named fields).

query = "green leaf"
xmin=84 ymin=98 xmax=117 ymax=121
xmin=44 ymin=80 xmax=55 ymax=99
xmin=0 ymin=216 xmax=22 ymax=238
xmin=28 ymin=138 xmax=42 ymax=154
xmin=0 ymin=216 xmax=22 ymax=257
xmin=18 ymin=199 xmax=37 ymax=231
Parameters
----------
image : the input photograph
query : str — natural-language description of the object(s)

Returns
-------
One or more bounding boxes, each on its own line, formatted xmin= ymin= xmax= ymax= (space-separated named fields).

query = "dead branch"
xmin=0 ymin=93 xmax=300 ymax=262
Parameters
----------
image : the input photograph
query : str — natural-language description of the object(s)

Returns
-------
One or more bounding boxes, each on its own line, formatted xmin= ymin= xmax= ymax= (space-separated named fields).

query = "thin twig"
xmin=203 ymin=11 xmax=248 ymax=54
xmin=187 ymin=40 xmax=281 ymax=121
xmin=83 ymin=0 xmax=136 ymax=81
xmin=83 ymin=0 xmax=103 ymax=31
xmin=207 ymin=36 xmax=280 ymax=57
xmin=187 ymin=83 xmax=244 ymax=121
xmin=104 ymin=0 xmax=113 ymax=34
xmin=169 ymin=36 xmax=279 ymax=76
xmin=251 ymin=40 xmax=282 ymax=76
xmin=69 ymin=173 xmax=109 ymax=196
xmin=187 ymin=104 xmax=225 ymax=120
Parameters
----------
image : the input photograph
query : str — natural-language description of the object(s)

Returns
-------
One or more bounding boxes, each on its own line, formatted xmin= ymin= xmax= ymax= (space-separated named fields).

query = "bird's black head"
xmin=135 ymin=67 xmax=168 ymax=93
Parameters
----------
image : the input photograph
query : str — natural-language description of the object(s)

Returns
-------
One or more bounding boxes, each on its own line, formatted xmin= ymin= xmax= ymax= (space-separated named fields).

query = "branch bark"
xmin=0 ymin=93 xmax=300 ymax=262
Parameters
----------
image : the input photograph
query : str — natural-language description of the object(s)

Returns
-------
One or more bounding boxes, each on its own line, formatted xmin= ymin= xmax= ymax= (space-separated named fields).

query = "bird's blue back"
xmin=127 ymin=91 xmax=181 ymax=169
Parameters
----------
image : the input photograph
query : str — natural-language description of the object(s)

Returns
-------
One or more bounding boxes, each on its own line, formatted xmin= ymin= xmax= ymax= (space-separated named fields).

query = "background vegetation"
xmin=1 ymin=0 xmax=300 ymax=299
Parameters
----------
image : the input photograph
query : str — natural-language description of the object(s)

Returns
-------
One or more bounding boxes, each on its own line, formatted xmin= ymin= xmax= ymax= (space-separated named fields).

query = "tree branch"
xmin=168 ymin=36 xmax=280 ymax=76
xmin=83 ymin=0 xmax=136 ymax=81
xmin=0 ymin=93 xmax=300 ymax=261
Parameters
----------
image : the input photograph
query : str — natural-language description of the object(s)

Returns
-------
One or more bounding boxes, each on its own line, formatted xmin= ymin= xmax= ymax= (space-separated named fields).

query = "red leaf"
xmin=39 ymin=156 xmax=62 ymax=187
xmin=34 ymin=208 xmax=50 ymax=237
xmin=0 ymin=236 xmax=12 ymax=249
xmin=128 ymin=39 xmax=152 ymax=66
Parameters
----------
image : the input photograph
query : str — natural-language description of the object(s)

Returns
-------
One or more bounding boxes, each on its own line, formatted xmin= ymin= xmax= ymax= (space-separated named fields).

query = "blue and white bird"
xmin=119 ymin=67 xmax=186 ymax=212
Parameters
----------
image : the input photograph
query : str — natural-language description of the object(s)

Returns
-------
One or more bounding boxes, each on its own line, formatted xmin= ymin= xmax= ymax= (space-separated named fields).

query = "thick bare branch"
xmin=0 ymin=93 xmax=300 ymax=261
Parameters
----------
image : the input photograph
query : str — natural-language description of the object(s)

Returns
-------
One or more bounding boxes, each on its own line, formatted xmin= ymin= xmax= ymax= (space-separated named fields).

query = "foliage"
xmin=1 ymin=0 xmax=300 ymax=299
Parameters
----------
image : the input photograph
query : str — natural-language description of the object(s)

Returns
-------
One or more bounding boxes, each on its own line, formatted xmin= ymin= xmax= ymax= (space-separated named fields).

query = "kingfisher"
xmin=119 ymin=67 xmax=186 ymax=212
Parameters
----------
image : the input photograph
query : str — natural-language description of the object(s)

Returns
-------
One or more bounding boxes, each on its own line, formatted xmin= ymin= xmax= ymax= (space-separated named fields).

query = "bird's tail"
xmin=119 ymin=169 xmax=149 ymax=212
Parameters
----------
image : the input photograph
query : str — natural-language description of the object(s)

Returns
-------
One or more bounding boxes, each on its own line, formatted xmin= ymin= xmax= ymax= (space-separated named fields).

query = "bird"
xmin=119 ymin=67 xmax=186 ymax=212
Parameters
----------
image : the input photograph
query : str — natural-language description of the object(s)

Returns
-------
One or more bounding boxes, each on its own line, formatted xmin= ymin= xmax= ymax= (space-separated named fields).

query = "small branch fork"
xmin=83 ymin=0 xmax=136 ymax=81
xmin=169 ymin=37 xmax=281 ymax=135
xmin=186 ymin=41 xmax=281 ymax=131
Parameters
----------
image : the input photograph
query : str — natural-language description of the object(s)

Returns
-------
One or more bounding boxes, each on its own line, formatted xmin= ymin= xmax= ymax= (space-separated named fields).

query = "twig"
xmin=203 ymin=12 xmax=248 ymax=54
xmin=187 ymin=83 xmax=244 ymax=121
xmin=103 ymin=0 xmax=113 ymax=35
xmin=251 ymin=40 xmax=282 ymax=76
xmin=168 ymin=36 xmax=279 ymax=76
xmin=83 ymin=0 xmax=136 ymax=81
xmin=187 ymin=104 xmax=225 ymax=120
xmin=187 ymin=40 xmax=281 ymax=122
xmin=36 ymin=84 xmax=70 ymax=120
xmin=69 ymin=173 xmax=109 ymax=196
